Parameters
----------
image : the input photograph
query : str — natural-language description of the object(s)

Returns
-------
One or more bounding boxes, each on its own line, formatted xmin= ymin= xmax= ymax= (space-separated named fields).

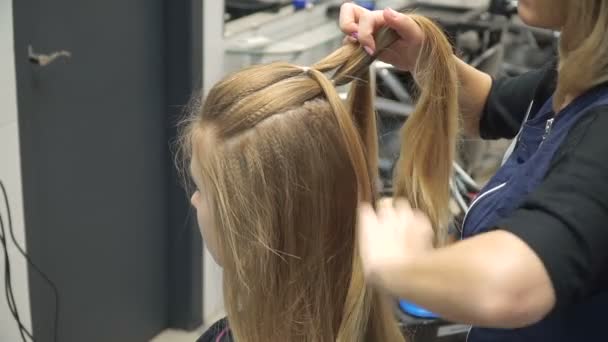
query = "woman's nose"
xmin=190 ymin=191 xmax=200 ymax=206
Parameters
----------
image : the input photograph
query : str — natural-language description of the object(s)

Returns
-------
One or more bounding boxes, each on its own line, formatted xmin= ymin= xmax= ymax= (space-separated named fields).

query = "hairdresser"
xmin=341 ymin=2 xmax=608 ymax=341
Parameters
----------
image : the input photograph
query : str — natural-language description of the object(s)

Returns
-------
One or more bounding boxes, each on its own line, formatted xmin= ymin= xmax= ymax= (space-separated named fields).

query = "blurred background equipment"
xmin=225 ymin=0 xmax=289 ymax=21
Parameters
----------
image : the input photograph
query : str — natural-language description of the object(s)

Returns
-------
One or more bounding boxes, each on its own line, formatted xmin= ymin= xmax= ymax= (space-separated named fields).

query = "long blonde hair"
xmin=180 ymin=26 xmax=404 ymax=342
xmin=393 ymin=15 xmax=459 ymax=247
xmin=556 ymin=0 xmax=608 ymax=109
xmin=180 ymin=13 xmax=458 ymax=341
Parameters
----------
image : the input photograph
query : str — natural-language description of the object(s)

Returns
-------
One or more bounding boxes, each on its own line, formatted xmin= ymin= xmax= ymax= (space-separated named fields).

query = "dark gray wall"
xmin=164 ymin=0 xmax=204 ymax=331
xmin=12 ymin=0 xmax=202 ymax=341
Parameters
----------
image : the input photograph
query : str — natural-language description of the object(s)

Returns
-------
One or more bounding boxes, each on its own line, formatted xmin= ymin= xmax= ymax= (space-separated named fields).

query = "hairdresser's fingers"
xmin=357 ymin=203 xmax=378 ymax=233
xmin=393 ymin=198 xmax=414 ymax=225
xmin=375 ymin=40 xmax=410 ymax=69
xmin=383 ymin=8 xmax=424 ymax=46
xmin=376 ymin=197 xmax=398 ymax=224
xmin=357 ymin=10 xmax=386 ymax=54
xmin=412 ymin=209 xmax=435 ymax=234
xmin=410 ymin=209 xmax=436 ymax=249
xmin=358 ymin=201 xmax=413 ymax=286
xmin=342 ymin=35 xmax=358 ymax=45
xmin=357 ymin=203 xmax=377 ymax=276
xmin=357 ymin=203 xmax=380 ymax=250
xmin=339 ymin=2 xmax=367 ymax=34
xmin=377 ymin=36 xmax=423 ymax=71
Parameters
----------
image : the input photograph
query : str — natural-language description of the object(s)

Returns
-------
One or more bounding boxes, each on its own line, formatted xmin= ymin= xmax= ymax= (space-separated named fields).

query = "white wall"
xmin=202 ymin=0 xmax=226 ymax=327
xmin=0 ymin=0 xmax=32 ymax=340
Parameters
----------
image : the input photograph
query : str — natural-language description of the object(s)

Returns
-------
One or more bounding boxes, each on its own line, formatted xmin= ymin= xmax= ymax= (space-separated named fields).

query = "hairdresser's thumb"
xmin=383 ymin=8 xmax=424 ymax=46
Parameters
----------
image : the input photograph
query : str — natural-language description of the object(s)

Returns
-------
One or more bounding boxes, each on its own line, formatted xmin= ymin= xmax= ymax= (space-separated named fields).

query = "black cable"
xmin=0 ymin=180 xmax=59 ymax=342
xmin=0 ymin=190 xmax=29 ymax=341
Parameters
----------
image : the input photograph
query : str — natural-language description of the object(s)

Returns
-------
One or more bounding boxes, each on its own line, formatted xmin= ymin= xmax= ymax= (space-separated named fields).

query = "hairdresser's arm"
xmin=358 ymin=200 xmax=555 ymax=328
xmin=459 ymin=58 xmax=556 ymax=139
xmin=454 ymin=57 xmax=493 ymax=137
xmin=360 ymin=108 xmax=608 ymax=328
xmin=382 ymin=231 xmax=554 ymax=328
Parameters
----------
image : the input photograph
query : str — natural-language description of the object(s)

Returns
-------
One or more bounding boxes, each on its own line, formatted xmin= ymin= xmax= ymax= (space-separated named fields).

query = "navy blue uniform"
xmin=464 ymin=60 xmax=608 ymax=341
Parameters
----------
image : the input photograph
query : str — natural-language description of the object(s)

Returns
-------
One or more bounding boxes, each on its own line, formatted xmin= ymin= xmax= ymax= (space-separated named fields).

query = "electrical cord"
xmin=0 ymin=185 xmax=29 ymax=341
xmin=0 ymin=180 xmax=59 ymax=342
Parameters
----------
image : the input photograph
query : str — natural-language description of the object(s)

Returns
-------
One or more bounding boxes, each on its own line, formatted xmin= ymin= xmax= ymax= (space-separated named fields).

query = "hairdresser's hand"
xmin=357 ymin=198 xmax=434 ymax=289
xmin=340 ymin=4 xmax=424 ymax=71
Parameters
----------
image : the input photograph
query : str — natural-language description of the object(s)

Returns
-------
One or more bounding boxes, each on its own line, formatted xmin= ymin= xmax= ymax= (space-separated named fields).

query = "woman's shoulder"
xmin=557 ymin=103 xmax=608 ymax=157
xmin=197 ymin=318 xmax=232 ymax=342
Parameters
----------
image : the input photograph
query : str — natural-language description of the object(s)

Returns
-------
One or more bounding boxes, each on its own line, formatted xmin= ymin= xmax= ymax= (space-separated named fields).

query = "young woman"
xmin=344 ymin=2 xmax=608 ymax=341
xmin=181 ymin=34 xmax=407 ymax=341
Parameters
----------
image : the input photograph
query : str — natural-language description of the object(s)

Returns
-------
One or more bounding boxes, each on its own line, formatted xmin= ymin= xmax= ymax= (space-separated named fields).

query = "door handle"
xmin=28 ymin=45 xmax=72 ymax=66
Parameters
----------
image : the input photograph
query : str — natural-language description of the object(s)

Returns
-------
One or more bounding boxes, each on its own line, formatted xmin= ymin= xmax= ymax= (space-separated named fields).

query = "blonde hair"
xmin=393 ymin=15 xmax=459 ymax=247
xmin=180 ymin=28 xmax=404 ymax=342
xmin=556 ymin=0 xmax=608 ymax=108
xmin=179 ymin=14 xmax=457 ymax=342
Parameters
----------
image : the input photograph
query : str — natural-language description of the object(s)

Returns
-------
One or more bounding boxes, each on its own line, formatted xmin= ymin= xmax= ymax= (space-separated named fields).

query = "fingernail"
xmin=346 ymin=36 xmax=358 ymax=43
xmin=351 ymin=32 xmax=359 ymax=39
xmin=364 ymin=46 xmax=375 ymax=55
xmin=385 ymin=7 xmax=398 ymax=19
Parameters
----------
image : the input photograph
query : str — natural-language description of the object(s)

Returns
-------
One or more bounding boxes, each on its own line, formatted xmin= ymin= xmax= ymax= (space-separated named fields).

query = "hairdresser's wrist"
xmin=369 ymin=249 xmax=428 ymax=297
xmin=364 ymin=239 xmax=434 ymax=297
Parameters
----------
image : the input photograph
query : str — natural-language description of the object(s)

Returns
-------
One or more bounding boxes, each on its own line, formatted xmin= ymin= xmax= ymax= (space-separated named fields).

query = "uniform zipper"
xmin=461 ymin=182 xmax=508 ymax=239
xmin=542 ymin=117 xmax=555 ymax=142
